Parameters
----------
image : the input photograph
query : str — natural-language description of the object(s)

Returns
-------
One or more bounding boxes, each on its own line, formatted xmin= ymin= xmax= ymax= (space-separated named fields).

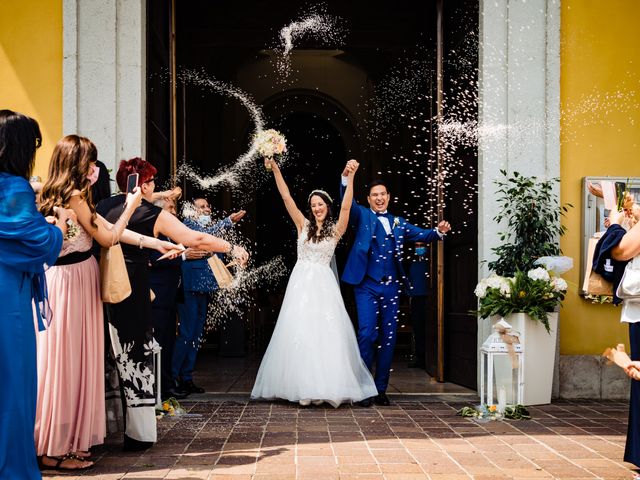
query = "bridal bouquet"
xmin=475 ymin=257 xmax=572 ymax=333
xmin=254 ymin=129 xmax=287 ymax=170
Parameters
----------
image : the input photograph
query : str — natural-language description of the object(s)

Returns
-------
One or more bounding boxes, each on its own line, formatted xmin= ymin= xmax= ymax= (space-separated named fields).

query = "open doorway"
xmin=147 ymin=0 xmax=478 ymax=393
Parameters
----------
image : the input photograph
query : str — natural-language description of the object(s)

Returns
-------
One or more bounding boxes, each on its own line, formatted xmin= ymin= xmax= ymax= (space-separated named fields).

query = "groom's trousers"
xmin=354 ymin=275 xmax=402 ymax=393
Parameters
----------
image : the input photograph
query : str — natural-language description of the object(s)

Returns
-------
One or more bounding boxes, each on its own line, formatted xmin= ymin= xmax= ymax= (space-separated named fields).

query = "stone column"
xmin=63 ymin=0 xmax=146 ymax=175
xmin=477 ymin=0 xmax=561 ymax=384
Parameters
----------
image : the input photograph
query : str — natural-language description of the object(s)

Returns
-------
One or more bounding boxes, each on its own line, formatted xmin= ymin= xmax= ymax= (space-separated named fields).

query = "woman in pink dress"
xmin=35 ymin=136 xmax=177 ymax=471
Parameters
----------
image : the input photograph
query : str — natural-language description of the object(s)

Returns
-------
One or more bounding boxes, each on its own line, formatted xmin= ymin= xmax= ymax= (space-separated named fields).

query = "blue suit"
xmin=340 ymin=183 xmax=442 ymax=393
xmin=172 ymin=217 xmax=231 ymax=383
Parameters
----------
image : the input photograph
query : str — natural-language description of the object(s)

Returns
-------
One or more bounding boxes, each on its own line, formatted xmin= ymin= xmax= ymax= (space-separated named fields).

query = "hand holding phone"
xmin=126 ymin=173 xmax=139 ymax=194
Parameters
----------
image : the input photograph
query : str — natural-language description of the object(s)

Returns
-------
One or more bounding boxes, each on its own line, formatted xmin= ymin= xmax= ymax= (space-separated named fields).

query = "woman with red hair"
xmin=97 ymin=157 xmax=248 ymax=451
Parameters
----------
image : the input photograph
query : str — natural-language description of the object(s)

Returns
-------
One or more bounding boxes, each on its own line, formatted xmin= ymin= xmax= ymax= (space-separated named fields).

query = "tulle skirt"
xmin=34 ymin=257 xmax=105 ymax=456
xmin=251 ymin=261 xmax=377 ymax=407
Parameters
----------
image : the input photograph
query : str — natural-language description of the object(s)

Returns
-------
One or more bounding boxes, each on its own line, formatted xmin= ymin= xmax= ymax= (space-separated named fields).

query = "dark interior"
xmin=146 ymin=0 xmax=479 ymax=388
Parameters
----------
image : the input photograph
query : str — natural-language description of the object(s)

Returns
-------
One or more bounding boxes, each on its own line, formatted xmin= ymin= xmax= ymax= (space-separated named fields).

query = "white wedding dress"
xmin=251 ymin=221 xmax=378 ymax=407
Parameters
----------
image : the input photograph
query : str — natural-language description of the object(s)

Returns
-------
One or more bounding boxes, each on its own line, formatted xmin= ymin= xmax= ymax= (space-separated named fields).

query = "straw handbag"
xmin=207 ymin=255 xmax=235 ymax=289
xmin=100 ymin=243 xmax=132 ymax=303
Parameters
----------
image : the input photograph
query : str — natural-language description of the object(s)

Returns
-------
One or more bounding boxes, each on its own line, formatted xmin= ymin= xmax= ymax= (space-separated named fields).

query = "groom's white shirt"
xmin=341 ymin=176 xmax=445 ymax=238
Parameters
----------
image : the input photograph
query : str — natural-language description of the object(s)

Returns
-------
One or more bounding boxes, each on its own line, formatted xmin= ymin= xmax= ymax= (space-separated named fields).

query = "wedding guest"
xmin=611 ymin=213 xmax=640 ymax=468
xmin=97 ymin=158 xmax=249 ymax=451
xmin=149 ymin=196 xmax=187 ymax=400
xmin=339 ymin=159 xmax=450 ymax=406
xmin=36 ymin=136 xmax=176 ymax=470
xmin=251 ymin=158 xmax=377 ymax=407
xmin=407 ymin=242 xmax=429 ymax=370
xmin=0 ymin=110 xmax=68 ymax=479
xmin=172 ymin=198 xmax=246 ymax=394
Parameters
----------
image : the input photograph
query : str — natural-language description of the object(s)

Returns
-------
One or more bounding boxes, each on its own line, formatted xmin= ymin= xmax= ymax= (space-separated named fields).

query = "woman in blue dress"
xmin=0 ymin=110 xmax=70 ymax=478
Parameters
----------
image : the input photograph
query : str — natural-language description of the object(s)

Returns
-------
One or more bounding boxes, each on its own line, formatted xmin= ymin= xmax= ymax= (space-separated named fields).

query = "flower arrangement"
xmin=457 ymin=404 xmax=531 ymax=421
xmin=156 ymin=397 xmax=185 ymax=418
xmin=475 ymin=257 xmax=572 ymax=333
xmin=64 ymin=219 xmax=81 ymax=242
xmin=254 ymin=129 xmax=287 ymax=170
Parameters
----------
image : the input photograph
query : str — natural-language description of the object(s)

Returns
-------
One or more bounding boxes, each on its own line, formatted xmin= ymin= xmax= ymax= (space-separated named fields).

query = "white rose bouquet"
xmin=475 ymin=258 xmax=571 ymax=333
xmin=254 ymin=129 xmax=287 ymax=171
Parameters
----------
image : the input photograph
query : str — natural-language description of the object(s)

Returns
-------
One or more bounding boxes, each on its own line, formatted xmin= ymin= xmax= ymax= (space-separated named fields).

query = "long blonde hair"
xmin=39 ymin=135 xmax=98 ymax=228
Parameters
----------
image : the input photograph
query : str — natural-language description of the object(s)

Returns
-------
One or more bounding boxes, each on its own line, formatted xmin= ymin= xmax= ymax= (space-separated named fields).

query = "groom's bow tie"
xmin=375 ymin=212 xmax=390 ymax=219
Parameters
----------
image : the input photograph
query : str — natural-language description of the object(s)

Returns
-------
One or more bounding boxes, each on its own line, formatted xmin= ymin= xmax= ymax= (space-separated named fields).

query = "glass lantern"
xmin=480 ymin=328 xmax=524 ymax=410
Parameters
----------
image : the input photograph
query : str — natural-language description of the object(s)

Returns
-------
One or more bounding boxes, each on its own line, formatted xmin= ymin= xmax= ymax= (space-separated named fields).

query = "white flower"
xmin=254 ymin=129 xmax=287 ymax=158
xmin=498 ymin=280 xmax=511 ymax=296
xmin=527 ymin=267 xmax=550 ymax=282
xmin=550 ymin=277 xmax=568 ymax=292
xmin=475 ymin=274 xmax=512 ymax=298
xmin=474 ymin=280 xmax=488 ymax=298
xmin=485 ymin=274 xmax=507 ymax=289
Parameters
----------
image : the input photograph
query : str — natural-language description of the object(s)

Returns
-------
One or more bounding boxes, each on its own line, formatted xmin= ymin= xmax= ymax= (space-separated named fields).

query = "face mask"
xmin=87 ymin=165 xmax=99 ymax=186
xmin=198 ymin=214 xmax=212 ymax=225
xmin=415 ymin=247 xmax=426 ymax=256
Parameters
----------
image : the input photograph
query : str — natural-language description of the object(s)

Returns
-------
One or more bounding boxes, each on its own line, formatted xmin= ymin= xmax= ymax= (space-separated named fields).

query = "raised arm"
xmin=264 ymin=158 xmax=305 ymax=232
xmin=612 ymin=213 xmax=640 ymax=261
xmin=154 ymin=209 xmax=249 ymax=265
xmin=71 ymin=188 xmax=142 ymax=247
xmin=335 ymin=161 xmax=359 ymax=237
xmin=339 ymin=159 xmax=363 ymax=227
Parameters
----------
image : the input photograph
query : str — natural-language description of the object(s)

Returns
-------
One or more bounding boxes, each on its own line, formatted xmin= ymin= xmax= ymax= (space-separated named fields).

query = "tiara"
xmin=308 ymin=189 xmax=333 ymax=203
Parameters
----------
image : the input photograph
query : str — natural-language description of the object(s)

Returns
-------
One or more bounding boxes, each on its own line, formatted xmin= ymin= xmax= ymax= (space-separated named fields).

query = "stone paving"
xmin=41 ymin=398 xmax=639 ymax=480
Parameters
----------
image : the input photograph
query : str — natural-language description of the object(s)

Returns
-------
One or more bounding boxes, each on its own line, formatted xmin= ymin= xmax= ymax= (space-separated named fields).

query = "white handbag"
xmin=617 ymin=255 xmax=640 ymax=300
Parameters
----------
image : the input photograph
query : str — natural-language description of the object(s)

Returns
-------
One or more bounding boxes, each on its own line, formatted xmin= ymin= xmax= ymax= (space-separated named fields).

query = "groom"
xmin=340 ymin=159 xmax=451 ymax=406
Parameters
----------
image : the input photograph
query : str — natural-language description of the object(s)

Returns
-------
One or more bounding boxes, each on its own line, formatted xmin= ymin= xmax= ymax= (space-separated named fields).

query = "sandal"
xmin=38 ymin=454 xmax=94 ymax=471
xmin=72 ymin=450 xmax=92 ymax=459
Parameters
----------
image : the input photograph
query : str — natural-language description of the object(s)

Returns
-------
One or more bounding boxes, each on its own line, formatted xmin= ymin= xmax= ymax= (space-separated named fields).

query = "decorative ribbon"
xmin=494 ymin=322 xmax=520 ymax=369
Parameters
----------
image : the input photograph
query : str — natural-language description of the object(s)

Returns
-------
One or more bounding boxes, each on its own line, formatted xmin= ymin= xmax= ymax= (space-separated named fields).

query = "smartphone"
xmin=126 ymin=173 xmax=139 ymax=194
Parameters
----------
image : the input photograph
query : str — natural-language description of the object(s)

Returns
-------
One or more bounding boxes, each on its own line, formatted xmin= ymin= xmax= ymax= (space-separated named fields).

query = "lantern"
xmin=480 ymin=319 xmax=524 ymax=410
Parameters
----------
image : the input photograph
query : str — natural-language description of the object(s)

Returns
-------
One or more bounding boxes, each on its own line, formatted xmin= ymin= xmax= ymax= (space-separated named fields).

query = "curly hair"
xmin=39 ymin=135 xmax=98 ymax=228
xmin=306 ymin=190 xmax=335 ymax=243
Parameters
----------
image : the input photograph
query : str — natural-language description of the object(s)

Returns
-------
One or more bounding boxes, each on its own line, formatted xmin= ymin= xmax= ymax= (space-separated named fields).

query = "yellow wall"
xmin=561 ymin=0 xmax=640 ymax=354
xmin=0 ymin=0 xmax=62 ymax=179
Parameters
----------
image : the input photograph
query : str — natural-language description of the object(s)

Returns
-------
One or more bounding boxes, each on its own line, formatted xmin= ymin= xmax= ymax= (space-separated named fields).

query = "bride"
xmin=251 ymin=158 xmax=377 ymax=407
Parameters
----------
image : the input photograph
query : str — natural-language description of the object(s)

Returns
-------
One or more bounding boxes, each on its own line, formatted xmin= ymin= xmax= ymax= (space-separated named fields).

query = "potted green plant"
xmin=476 ymin=170 xmax=573 ymax=405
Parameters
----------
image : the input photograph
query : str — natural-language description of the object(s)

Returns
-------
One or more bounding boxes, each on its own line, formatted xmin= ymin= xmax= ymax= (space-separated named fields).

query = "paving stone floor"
xmin=42 ymin=398 xmax=637 ymax=480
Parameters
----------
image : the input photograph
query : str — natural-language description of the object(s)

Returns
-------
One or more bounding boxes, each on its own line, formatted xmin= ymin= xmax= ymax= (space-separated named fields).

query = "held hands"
xmin=437 ymin=220 xmax=451 ymax=234
xmin=229 ymin=210 xmax=247 ymax=223
xmin=342 ymin=159 xmax=359 ymax=177
xmin=125 ymin=187 xmax=143 ymax=211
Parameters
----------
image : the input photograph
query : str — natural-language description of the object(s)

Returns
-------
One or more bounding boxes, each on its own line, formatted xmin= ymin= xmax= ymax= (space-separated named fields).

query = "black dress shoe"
xmin=162 ymin=388 xmax=188 ymax=400
xmin=358 ymin=397 xmax=373 ymax=407
xmin=182 ymin=380 xmax=205 ymax=394
xmin=374 ymin=393 xmax=390 ymax=406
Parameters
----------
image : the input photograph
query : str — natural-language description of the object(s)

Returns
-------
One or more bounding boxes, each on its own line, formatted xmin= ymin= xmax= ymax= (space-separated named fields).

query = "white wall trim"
xmin=62 ymin=0 xmax=147 ymax=178
xmin=477 ymin=0 xmax=562 ymax=382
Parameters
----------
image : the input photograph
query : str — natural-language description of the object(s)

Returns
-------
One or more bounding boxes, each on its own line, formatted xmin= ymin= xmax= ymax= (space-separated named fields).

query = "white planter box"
xmin=490 ymin=312 xmax=558 ymax=406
